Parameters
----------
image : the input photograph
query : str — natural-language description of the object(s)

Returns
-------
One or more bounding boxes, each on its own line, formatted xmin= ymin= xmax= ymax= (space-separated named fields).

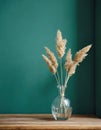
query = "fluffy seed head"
xmin=74 ymin=44 xmax=92 ymax=65
xmin=42 ymin=54 xmax=56 ymax=74
xmin=45 ymin=47 xmax=58 ymax=68
xmin=56 ymin=30 xmax=67 ymax=58
xmin=67 ymin=44 xmax=92 ymax=77
xmin=68 ymin=62 xmax=77 ymax=77
xmin=65 ymin=49 xmax=73 ymax=72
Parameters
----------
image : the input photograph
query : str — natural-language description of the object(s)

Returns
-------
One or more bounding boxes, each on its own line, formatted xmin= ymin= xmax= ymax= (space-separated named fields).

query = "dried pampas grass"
xmin=74 ymin=45 xmax=92 ymax=65
xmin=42 ymin=54 xmax=56 ymax=74
xmin=56 ymin=30 xmax=67 ymax=58
xmin=42 ymin=30 xmax=92 ymax=88
xmin=45 ymin=47 xmax=58 ymax=68
xmin=65 ymin=44 xmax=92 ymax=77
xmin=68 ymin=62 xmax=77 ymax=76
xmin=65 ymin=49 xmax=73 ymax=72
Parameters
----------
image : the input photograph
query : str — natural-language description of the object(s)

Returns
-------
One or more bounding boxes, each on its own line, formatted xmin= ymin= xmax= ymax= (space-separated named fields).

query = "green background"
xmin=0 ymin=0 xmax=97 ymax=114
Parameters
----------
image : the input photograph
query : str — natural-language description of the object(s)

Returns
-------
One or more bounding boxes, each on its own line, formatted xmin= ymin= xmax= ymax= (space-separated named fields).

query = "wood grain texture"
xmin=0 ymin=114 xmax=100 ymax=130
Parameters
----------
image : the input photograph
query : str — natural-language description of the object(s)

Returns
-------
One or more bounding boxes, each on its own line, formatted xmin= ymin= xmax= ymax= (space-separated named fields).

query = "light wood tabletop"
xmin=0 ymin=114 xmax=100 ymax=130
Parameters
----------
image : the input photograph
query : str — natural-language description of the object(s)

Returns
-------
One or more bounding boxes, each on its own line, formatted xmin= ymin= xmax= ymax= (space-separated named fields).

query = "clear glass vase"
xmin=51 ymin=85 xmax=72 ymax=120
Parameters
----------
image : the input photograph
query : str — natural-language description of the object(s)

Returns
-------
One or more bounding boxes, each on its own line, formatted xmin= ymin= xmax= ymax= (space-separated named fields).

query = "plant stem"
xmin=64 ymin=75 xmax=70 ymax=88
xmin=54 ymin=74 xmax=60 ymax=85
xmin=60 ymin=58 xmax=63 ymax=86
xmin=56 ymin=71 xmax=60 ymax=85
xmin=65 ymin=72 xmax=67 ymax=83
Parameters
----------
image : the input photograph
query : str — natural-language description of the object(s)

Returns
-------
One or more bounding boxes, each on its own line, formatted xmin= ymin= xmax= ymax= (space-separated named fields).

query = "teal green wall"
xmin=0 ymin=0 xmax=94 ymax=114
xmin=96 ymin=0 xmax=101 ymax=117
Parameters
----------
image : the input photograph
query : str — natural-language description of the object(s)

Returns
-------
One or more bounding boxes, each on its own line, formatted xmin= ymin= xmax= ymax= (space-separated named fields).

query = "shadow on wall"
xmin=74 ymin=0 xmax=95 ymax=114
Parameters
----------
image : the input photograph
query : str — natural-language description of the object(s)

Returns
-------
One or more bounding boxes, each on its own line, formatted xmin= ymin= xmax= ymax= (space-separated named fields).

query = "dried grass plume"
xmin=65 ymin=49 xmax=73 ymax=72
xmin=67 ymin=44 xmax=92 ymax=77
xmin=56 ymin=30 xmax=67 ymax=58
xmin=74 ymin=45 xmax=92 ymax=65
xmin=45 ymin=47 xmax=58 ymax=68
xmin=42 ymin=54 xmax=56 ymax=74
xmin=68 ymin=62 xmax=77 ymax=76
xmin=42 ymin=30 xmax=92 ymax=87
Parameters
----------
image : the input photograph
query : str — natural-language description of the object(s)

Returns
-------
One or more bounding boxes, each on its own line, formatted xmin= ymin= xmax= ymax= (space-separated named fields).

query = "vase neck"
xmin=57 ymin=85 xmax=65 ymax=97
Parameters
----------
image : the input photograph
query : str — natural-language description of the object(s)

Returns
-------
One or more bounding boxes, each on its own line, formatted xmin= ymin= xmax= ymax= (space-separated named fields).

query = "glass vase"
xmin=51 ymin=85 xmax=72 ymax=120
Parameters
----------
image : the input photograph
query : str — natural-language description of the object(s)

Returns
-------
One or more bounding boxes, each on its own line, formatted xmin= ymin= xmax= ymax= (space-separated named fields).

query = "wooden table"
xmin=0 ymin=114 xmax=100 ymax=130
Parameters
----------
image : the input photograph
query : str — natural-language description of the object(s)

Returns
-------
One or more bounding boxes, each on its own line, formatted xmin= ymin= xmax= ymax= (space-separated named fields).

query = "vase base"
xmin=52 ymin=107 xmax=72 ymax=121
xmin=56 ymin=117 xmax=68 ymax=120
